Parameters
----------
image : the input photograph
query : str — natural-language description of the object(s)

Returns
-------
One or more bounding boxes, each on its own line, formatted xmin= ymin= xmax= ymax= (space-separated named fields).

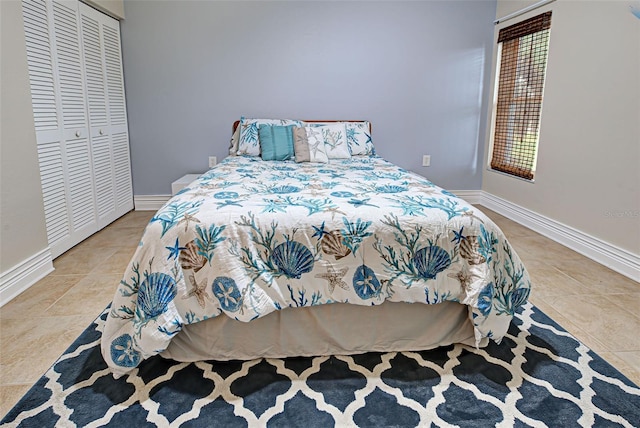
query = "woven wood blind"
xmin=491 ymin=12 xmax=552 ymax=180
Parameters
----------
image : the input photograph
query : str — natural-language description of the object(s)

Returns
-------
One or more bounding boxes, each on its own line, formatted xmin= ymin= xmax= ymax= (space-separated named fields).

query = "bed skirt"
xmin=160 ymin=301 xmax=485 ymax=362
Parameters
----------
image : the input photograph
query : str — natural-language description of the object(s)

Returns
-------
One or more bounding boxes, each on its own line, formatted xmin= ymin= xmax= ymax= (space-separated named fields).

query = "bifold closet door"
xmin=23 ymin=0 xmax=98 ymax=258
xmin=22 ymin=0 xmax=133 ymax=258
xmin=79 ymin=2 xmax=133 ymax=229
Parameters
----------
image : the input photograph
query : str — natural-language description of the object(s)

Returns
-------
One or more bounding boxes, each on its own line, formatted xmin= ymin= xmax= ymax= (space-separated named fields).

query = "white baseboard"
xmin=480 ymin=191 xmax=640 ymax=282
xmin=132 ymin=190 xmax=639 ymax=282
xmin=0 ymin=248 xmax=54 ymax=307
xmin=134 ymin=195 xmax=171 ymax=211
xmin=450 ymin=190 xmax=482 ymax=205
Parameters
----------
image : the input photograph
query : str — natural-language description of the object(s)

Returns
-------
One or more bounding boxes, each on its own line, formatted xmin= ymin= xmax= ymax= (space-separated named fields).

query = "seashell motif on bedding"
xmin=353 ymin=264 xmax=382 ymax=299
xmin=212 ymin=276 xmax=243 ymax=312
xmin=412 ymin=246 xmax=451 ymax=280
xmin=320 ymin=230 xmax=351 ymax=260
xmin=270 ymin=185 xmax=301 ymax=194
xmin=477 ymin=282 xmax=495 ymax=316
xmin=270 ymin=241 xmax=315 ymax=279
xmin=110 ymin=334 xmax=141 ymax=368
xmin=459 ymin=236 xmax=487 ymax=265
xmin=179 ymin=241 xmax=207 ymax=273
xmin=375 ymin=184 xmax=407 ymax=194
xmin=137 ymin=273 xmax=177 ymax=319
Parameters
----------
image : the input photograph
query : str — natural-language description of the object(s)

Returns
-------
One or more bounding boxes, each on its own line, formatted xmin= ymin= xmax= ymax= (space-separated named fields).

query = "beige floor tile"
xmin=0 ymin=384 xmax=31 ymax=418
xmin=514 ymin=235 xmax=587 ymax=264
xmin=598 ymin=351 xmax=640 ymax=386
xmin=528 ymin=299 xmax=610 ymax=353
xmin=89 ymin=247 xmax=137 ymax=275
xmin=553 ymin=259 xmax=640 ymax=295
xmin=491 ymin=221 xmax=534 ymax=239
xmin=544 ymin=294 xmax=640 ymax=352
xmin=80 ymin=226 xmax=145 ymax=249
xmin=601 ymin=293 xmax=640 ymax=321
xmin=51 ymin=245 xmax=119 ymax=276
xmin=43 ymin=274 xmax=120 ymax=317
xmin=0 ymin=275 xmax=83 ymax=319
xmin=525 ymin=260 xmax=590 ymax=299
xmin=0 ymin=315 xmax=90 ymax=384
xmin=109 ymin=210 xmax=154 ymax=229
xmin=0 ymin=318 xmax=43 ymax=357
xmin=611 ymin=351 xmax=640 ymax=375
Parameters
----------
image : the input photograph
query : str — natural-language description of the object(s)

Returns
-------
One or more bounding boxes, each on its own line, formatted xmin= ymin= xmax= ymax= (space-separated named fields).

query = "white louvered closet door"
xmin=22 ymin=0 xmax=132 ymax=258
xmin=79 ymin=2 xmax=133 ymax=228
xmin=102 ymin=14 xmax=133 ymax=218
xmin=79 ymin=3 xmax=114 ymax=228
xmin=51 ymin=0 xmax=98 ymax=244
xmin=22 ymin=0 xmax=70 ymax=253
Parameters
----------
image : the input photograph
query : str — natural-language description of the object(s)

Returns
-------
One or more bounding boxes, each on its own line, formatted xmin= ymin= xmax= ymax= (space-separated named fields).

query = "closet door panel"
xmin=112 ymin=132 xmax=133 ymax=209
xmin=51 ymin=0 xmax=97 ymax=241
xmin=52 ymin=0 xmax=88 ymax=131
xmin=80 ymin=10 xmax=107 ymax=129
xmin=79 ymin=4 xmax=116 ymax=223
xmin=102 ymin=17 xmax=133 ymax=215
xmin=23 ymin=1 xmax=58 ymax=132
xmin=103 ymin=24 xmax=126 ymax=130
xmin=91 ymin=135 xmax=115 ymax=219
xmin=65 ymin=136 xmax=95 ymax=232
xmin=37 ymin=142 xmax=70 ymax=249
xmin=23 ymin=0 xmax=72 ymax=255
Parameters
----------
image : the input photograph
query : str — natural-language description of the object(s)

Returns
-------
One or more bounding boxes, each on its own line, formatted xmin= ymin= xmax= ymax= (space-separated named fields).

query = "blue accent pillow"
xmin=259 ymin=125 xmax=295 ymax=161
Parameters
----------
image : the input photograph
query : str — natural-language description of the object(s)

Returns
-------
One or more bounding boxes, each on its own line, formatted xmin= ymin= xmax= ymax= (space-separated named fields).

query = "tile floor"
xmin=1 ymin=207 xmax=639 ymax=417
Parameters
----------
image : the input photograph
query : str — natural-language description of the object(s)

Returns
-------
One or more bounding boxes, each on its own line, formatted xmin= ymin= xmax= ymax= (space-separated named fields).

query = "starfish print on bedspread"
xmin=177 ymin=213 xmax=201 ymax=232
xmin=315 ymin=266 xmax=350 ymax=293
xmin=165 ymin=238 xmax=186 ymax=260
xmin=183 ymin=274 xmax=211 ymax=308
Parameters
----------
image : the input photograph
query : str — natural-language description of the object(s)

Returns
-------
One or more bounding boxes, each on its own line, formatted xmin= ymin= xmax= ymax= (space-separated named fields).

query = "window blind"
xmin=491 ymin=12 xmax=552 ymax=180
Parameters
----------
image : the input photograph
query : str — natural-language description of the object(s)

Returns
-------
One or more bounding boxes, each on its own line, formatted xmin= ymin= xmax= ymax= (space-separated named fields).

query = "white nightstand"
xmin=171 ymin=174 xmax=202 ymax=195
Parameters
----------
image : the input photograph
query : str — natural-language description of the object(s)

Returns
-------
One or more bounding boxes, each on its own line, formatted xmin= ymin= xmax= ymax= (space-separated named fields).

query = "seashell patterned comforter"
xmin=101 ymin=156 xmax=532 ymax=377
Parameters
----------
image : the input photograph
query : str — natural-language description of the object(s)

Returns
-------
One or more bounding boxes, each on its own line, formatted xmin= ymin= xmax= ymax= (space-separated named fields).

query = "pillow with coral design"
xmin=304 ymin=121 xmax=374 ymax=156
xmin=237 ymin=117 xmax=301 ymax=156
xmin=345 ymin=121 xmax=374 ymax=156
xmin=315 ymin=123 xmax=351 ymax=159
xmin=305 ymin=126 xmax=329 ymax=163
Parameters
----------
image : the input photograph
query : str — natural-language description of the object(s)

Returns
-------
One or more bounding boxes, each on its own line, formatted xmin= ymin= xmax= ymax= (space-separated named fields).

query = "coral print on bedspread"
xmin=101 ymin=156 xmax=531 ymax=377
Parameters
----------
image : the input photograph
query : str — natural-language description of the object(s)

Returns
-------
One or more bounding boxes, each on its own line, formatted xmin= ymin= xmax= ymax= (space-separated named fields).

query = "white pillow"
xmin=303 ymin=121 xmax=374 ymax=156
xmin=318 ymin=123 xmax=351 ymax=159
xmin=305 ymin=126 xmax=329 ymax=163
xmin=237 ymin=117 xmax=301 ymax=156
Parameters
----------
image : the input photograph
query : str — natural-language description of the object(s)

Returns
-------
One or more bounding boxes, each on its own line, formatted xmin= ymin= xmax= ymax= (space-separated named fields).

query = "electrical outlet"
xmin=208 ymin=156 xmax=217 ymax=168
xmin=422 ymin=155 xmax=431 ymax=167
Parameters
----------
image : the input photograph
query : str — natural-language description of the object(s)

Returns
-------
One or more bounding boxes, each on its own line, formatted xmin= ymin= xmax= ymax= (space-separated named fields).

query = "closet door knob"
xmin=75 ymin=131 xmax=81 ymax=138
xmin=99 ymin=129 xmax=104 ymax=135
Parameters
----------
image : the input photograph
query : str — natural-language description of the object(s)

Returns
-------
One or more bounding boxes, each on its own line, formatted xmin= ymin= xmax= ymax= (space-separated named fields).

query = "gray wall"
xmin=121 ymin=0 xmax=496 ymax=195
xmin=0 ymin=0 xmax=49 ymax=272
xmin=484 ymin=0 xmax=640 ymax=255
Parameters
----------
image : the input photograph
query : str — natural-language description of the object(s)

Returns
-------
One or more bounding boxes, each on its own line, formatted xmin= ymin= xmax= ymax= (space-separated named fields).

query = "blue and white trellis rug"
xmin=2 ymin=302 xmax=639 ymax=427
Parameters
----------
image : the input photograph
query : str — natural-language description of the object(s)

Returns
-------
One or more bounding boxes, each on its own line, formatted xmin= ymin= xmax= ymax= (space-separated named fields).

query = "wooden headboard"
xmin=232 ymin=120 xmax=371 ymax=134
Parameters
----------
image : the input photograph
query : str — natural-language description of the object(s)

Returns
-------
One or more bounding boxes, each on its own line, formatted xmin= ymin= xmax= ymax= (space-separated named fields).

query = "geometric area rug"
xmin=2 ymin=303 xmax=639 ymax=427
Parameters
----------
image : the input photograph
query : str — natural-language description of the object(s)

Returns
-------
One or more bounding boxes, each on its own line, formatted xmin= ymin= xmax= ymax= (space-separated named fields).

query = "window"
xmin=490 ymin=12 xmax=552 ymax=180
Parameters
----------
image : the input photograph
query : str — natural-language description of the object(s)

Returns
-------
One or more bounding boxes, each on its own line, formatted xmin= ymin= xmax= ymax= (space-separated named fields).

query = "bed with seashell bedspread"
xmin=101 ymin=155 xmax=532 ymax=377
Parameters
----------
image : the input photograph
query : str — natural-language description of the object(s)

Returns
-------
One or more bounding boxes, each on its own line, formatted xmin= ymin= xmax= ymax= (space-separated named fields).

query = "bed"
xmin=101 ymin=118 xmax=531 ymax=377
